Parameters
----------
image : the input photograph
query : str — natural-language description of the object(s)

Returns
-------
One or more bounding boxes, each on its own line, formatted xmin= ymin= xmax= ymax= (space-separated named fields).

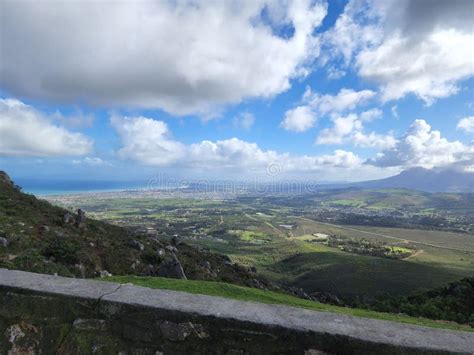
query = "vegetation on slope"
xmin=0 ymin=171 xmax=269 ymax=288
xmin=368 ymin=277 xmax=474 ymax=326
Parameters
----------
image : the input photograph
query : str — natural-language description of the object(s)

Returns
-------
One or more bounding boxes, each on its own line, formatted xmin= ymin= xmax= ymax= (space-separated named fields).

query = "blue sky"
xmin=0 ymin=0 xmax=473 ymax=184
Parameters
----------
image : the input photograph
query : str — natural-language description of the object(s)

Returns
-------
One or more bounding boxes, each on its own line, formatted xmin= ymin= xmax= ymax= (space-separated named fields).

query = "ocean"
xmin=15 ymin=179 xmax=152 ymax=196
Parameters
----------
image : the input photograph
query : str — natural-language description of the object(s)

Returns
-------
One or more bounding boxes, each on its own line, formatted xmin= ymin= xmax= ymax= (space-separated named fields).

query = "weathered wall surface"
xmin=0 ymin=269 xmax=473 ymax=354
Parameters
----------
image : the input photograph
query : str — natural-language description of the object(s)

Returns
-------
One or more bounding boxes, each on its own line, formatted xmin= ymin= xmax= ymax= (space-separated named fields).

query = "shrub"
xmin=43 ymin=235 xmax=80 ymax=264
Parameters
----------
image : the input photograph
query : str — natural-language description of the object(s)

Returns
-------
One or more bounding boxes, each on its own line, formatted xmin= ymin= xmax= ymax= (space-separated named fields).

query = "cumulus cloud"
xmin=233 ymin=112 xmax=255 ymax=130
xmin=304 ymin=87 xmax=376 ymax=114
xmin=1 ymin=0 xmax=327 ymax=116
xmin=369 ymin=119 xmax=473 ymax=169
xmin=351 ymin=131 xmax=398 ymax=149
xmin=457 ymin=116 xmax=474 ymax=133
xmin=280 ymin=105 xmax=315 ymax=132
xmin=316 ymin=111 xmax=396 ymax=149
xmin=324 ymin=0 xmax=474 ymax=103
xmin=316 ymin=114 xmax=361 ymax=145
xmin=0 ymin=98 xmax=92 ymax=157
xmin=110 ymin=115 xmax=186 ymax=166
xmin=111 ymin=114 xmax=365 ymax=175
xmin=281 ymin=87 xmax=375 ymax=132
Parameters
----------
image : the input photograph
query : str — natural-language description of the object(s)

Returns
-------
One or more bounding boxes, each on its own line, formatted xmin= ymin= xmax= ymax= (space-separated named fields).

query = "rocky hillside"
xmin=0 ymin=171 xmax=269 ymax=289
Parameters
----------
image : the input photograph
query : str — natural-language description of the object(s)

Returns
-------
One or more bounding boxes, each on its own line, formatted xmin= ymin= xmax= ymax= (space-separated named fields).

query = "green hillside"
xmin=0 ymin=171 xmax=269 ymax=288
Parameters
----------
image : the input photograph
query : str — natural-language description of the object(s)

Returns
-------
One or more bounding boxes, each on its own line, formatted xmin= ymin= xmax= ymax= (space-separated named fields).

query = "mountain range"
xmin=344 ymin=168 xmax=474 ymax=193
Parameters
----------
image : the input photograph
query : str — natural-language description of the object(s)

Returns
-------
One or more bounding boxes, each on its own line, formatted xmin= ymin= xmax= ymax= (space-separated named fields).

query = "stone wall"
xmin=0 ymin=269 xmax=473 ymax=354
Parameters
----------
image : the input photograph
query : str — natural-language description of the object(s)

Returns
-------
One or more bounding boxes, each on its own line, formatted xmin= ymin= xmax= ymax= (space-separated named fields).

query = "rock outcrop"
xmin=0 ymin=171 xmax=14 ymax=187
xmin=63 ymin=213 xmax=74 ymax=224
xmin=75 ymin=209 xmax=86 ymax=228
xmin=158 ymin=253 xmax=187 ymax=280
xmin=129 ymin=239 xmax=145 ymax=251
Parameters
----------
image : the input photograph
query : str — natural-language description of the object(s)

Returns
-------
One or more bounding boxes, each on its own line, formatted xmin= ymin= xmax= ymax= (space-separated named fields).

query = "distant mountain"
xmin=347 ymin=167 xmax=474 ymax=193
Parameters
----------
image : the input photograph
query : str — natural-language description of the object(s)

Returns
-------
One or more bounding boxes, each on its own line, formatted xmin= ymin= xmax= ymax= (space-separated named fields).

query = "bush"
xmin=43 ymin=235 xmax=80 ymax=264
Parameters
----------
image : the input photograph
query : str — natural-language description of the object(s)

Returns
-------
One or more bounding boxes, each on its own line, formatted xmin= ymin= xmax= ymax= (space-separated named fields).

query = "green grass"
xmin=103 ymin=275 xmax=473 ymax=332
xmin=390 ymin=246 xmax=413 ymax=253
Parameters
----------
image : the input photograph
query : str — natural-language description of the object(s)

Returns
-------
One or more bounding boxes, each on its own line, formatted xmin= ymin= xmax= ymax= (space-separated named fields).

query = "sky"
xmin=0 ymin=0 xmax=473 ymax=184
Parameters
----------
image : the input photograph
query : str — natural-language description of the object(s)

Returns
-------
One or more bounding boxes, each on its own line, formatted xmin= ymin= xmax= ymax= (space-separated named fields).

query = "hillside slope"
xmin=0 ymin=171 xmax=268 ymax=288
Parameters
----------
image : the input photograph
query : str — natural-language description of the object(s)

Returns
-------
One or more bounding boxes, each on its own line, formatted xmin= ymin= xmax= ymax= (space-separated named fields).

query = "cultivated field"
xmin=47 ymin=189 xmax=474 ymax=301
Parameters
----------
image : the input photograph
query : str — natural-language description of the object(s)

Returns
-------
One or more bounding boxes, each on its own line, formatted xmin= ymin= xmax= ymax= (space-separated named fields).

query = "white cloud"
xmin=280 ymin=105 xmax=316 ymax=132
xmin=321 ymin=0 xmax=382 ymax=67
xmin=233 ymin=112 xmax=255 ymax=130
xmin=369 ymin=119 xmax=473 ymax=169
xmin=326 ymin=66 xmax=346 ymax=80
xmin=316 ymin=112 xmax=396 ymax=149
xmin=0 ymin=98 xmax=92 ymax=157
xmin=352 ymin=131 xmax=397 ymax=149
xmin=111 ymin=114 xmax=366 ymax=176
xmin=391 ymin=105 xmax=399 ymax=118
xmin=281 ymin=87 xmax=375 ymax=132
xmin=110 ymin=115 xmax=186 ymax=166
xmin=457 ymin=116 xmax=474 ymax=133
xmin=316 ymin=114 xmax=361 ymax=145
xmin=324 ymin=0 xmax=474 ymax=103
xmin=357 ymin=29 xmax=474 ymax=104
xmin=72 ymin=157 xmax=112 ymax=166
xmin=305 ymin=87 xmax=376 ymax=114
xmin=360 ymin=108 xmax=382 ymax=121
xmin=1 ymin=0 xmax=327 ymax=116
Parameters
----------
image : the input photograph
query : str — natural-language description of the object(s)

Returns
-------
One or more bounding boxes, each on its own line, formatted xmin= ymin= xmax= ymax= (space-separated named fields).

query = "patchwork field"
xmin=47 ymin=189 xmax=474 ymax=302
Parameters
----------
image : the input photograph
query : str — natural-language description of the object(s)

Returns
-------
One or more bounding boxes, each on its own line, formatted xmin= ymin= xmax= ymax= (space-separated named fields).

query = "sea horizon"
xmin=15 ymin=179 xmax=161 ymax=196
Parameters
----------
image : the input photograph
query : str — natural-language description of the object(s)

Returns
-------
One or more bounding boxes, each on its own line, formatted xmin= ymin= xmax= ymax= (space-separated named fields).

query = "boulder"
xmin=200 ymin=260 xmax=211 ymax=270
xmin=129 ymin=239 xmax=145 ymax=251
xmin=0 ymin=236 xmax=9 ymax=247
xmin=252 ymin=278 xmax=265 ymax=289
xmin=171 ymin=234 xmax=180 ymax=246
xmin=165 ymin=245 xmax=177 ymax=253
xmin=75 ymin=209 xmax=86 ymax=228
xmin=63 ymin=213 xmax=74 ymax=224
xmin=289 ymin=287 xmax=314 ymax=301
xmin=158 ymin=254 xmax=187 ymax=280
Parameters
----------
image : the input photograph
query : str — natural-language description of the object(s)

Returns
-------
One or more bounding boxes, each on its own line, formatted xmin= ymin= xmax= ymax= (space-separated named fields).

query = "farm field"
xmin=47 ymin=188 xmax=474 ymax=302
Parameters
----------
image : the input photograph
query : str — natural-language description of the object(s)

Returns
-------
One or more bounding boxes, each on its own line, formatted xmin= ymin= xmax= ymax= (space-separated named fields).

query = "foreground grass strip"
xmin=103 ymin=276 xmax=473 ymax=332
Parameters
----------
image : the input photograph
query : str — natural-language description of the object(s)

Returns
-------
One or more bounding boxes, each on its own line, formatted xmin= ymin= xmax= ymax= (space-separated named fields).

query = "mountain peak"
xmin=351 ymin=167 xmax=474 ymax=192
